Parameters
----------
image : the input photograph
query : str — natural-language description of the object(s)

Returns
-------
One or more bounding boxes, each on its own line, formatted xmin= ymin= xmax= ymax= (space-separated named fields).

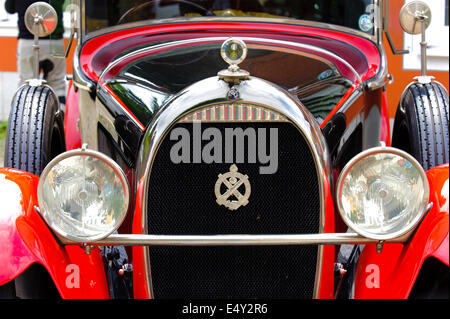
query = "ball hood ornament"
xmin=218 ymin=38 xmax=250 ymax=84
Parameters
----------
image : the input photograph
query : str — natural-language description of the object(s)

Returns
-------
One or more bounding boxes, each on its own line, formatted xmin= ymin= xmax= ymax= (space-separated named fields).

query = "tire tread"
xmin=393 ymin=82 xmax=449 ymax=171
xmin=4 ymin=85 xmax=64 ymax=175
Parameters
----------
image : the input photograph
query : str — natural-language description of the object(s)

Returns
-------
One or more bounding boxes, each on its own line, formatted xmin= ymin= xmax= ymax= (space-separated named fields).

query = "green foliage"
xmin=0 ymin=121 xmax=8 ymax=140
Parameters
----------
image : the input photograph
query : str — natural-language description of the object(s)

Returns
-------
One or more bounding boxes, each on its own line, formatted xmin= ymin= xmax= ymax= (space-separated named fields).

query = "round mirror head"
xmin=399 ymin=1 xmax=432 ymax=35
xmin=24 ymin=2 xmax=58 ymax=37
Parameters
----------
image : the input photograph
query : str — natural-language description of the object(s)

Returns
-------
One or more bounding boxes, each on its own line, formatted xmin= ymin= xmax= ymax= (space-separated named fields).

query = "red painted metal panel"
xmin=0 ymin=168 xmax=109 ymax=298
xmin=353 ymin=164 xmax=449 ymax=298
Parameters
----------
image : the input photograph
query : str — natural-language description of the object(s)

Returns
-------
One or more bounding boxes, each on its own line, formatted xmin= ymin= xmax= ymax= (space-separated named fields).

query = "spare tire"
xmin=392 ymin=81 xmax=449 ymax=171
xmin=4 ymin=85 xmax=65 ymax=176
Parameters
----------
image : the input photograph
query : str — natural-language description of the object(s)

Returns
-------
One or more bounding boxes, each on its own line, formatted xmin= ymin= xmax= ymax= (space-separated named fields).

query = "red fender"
xmin=64 ymin=80 xmax=82 ymax=151
xmin=353 ymin=164 xmax=449 ymax=298
xmin=0 ymin=168 xmax=109 ymax=298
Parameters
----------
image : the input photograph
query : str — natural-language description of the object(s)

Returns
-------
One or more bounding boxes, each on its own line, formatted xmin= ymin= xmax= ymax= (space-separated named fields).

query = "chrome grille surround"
xmin=136 ymin=76 xmax=331 ymax=298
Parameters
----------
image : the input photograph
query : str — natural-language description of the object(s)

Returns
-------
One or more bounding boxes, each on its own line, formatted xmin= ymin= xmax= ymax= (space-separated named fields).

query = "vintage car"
xmin=0 ymin=0 xmax=448 ymax=299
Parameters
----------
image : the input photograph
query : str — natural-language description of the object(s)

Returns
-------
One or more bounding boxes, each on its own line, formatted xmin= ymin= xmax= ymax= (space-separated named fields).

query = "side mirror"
xmin=399 ymin=1 xmax=431 ymax=35
xmin=24 ymin=2 xmax=58 ymax=37
xmin=399 ymin=1 xmax=433 ymax=82
xmin=24 ymin=2 xmax=58 ymax=81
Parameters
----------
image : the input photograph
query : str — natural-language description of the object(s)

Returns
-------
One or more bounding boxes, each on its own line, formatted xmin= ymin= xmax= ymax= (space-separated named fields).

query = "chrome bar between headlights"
xmin=66 ymin=232 xmax=408 ymax=246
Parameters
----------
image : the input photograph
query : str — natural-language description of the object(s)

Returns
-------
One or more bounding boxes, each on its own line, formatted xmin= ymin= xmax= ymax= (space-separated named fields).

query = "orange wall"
xmin=0 ymin=37 xmax=17 ymax=72
xmin=385 ymin=0 xmax=449 ymax=118
xmin=0 ymin=37 xmax=75 ymax=73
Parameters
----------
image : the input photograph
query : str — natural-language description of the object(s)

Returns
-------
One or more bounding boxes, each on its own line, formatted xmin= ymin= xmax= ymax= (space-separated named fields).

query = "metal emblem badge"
xmin=215 ymin=164 xmax=251 ymax=211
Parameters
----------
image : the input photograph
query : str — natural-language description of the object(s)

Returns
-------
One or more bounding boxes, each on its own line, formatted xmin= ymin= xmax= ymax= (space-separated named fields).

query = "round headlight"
xmin=336 ymin=147 xmax=429 ymax=240
xmin=37 ymin=149 xmax=129 ymax=242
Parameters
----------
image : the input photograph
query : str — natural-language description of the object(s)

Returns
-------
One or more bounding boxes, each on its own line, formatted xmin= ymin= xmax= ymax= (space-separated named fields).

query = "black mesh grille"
xmin=147 ymin=122 xmax=320 ymax=298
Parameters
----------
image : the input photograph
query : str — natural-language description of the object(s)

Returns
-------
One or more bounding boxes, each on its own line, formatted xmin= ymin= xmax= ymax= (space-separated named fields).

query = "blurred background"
xmin=0 ymin=0 xmax=75 ymax=165
xmin=0 ymin=0 xmax=448 ymax=166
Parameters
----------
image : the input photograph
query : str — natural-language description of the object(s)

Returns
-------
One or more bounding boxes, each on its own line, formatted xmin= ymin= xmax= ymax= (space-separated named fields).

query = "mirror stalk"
xmin=420 ymin=19 xmax=427 ymax=77
xmin=33 ymin=18 xmax=41 ymax=80
xmin=414 ymin=12 xmax=434 ymax=84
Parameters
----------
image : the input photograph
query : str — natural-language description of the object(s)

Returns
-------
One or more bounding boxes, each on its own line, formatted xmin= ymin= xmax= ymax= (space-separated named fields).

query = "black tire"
xmin=4 ymin=85 xmax=65 ymax=176
xmin=0 ymin=264 xmax=61 ymax=299
xmin=0 ymin=281 xmax=16 ymax=299
xmin=392 ymin=82 xmax=449 ymax=171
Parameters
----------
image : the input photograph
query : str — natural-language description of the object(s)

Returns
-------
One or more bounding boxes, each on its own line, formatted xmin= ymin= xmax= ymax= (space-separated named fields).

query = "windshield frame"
xmin=77 ymin=0 xmax=384 ymax=44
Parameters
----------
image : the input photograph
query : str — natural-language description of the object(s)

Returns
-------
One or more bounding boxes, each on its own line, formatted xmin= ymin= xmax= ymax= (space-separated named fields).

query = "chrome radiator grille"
xmin=146 ymin=119 xmax=320 ymax=298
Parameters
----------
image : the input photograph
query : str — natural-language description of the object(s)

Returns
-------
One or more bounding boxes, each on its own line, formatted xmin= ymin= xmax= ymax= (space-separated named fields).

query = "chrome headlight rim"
xmin=37 ymin=148 xmax=130 ymax=243
xmin=336 ymin=146 xmax=430 ymax=241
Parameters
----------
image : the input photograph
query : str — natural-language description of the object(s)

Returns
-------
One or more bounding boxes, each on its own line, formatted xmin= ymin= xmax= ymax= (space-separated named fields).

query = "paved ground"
xmin=0 ymin=135 xmax=4 ymax=166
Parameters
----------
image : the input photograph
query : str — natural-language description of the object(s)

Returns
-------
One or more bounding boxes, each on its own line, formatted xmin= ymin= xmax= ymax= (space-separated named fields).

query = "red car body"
xmin=0 ymin=0 xmax=448 ymax=299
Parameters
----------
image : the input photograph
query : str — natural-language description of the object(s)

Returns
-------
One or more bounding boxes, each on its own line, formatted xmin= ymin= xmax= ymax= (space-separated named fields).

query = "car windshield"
xmin=84 ymin=0 xmax=376 ymax=35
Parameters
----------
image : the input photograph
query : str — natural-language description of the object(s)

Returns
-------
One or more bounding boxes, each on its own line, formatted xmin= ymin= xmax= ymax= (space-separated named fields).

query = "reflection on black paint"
xmin=121 ymin=45 xmax=353 ymax=123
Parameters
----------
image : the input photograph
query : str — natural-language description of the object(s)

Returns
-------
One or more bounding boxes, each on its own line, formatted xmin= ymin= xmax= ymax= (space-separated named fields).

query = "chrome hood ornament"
xmin=215 ymin=164 xmax=251 ymax=211
xmin=218 ymin=38 xmax=250 ymax=84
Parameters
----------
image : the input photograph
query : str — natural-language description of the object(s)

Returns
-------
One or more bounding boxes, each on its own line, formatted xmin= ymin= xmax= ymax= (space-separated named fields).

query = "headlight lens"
xmin=337 ymin=147 xmax=429 ymax=240
xmin=37 ymin=149 xmax=129 ymax=242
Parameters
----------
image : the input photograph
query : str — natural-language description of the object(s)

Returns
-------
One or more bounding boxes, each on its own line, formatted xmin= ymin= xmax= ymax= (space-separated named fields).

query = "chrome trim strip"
xmin=365 ymin=0 xmax=388 ymax=91
xmin=99 ymin=37 xmax=362 ymax=84
xmin=337 ymin=84 xmax=365 ymax=115
xmin=67 ymin=232 xmax=406 ymax=246
xmin=72 ymin=44 xmax=94 ymax=92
